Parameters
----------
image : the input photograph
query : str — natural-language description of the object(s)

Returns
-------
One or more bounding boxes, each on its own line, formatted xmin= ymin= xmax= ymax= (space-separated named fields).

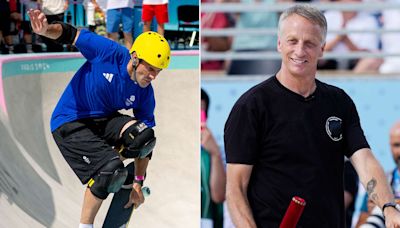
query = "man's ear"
xmin=131 ymin=52 xmax=138 ymax=67
xmin=319 ymin=42 xmax=326 ymax=58
xmin=277 ymin=38 xmax=282 ymax=53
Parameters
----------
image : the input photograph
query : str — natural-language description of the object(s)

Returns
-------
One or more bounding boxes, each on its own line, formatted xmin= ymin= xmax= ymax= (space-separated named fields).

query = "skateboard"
xmin=103 ymin=162 xmax=150 ymax=228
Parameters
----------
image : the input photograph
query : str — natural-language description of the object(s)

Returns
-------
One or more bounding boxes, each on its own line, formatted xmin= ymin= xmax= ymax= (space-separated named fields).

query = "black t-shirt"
xmin=344 ymin=160 xmax=358 ymax=228
xmin=224 ymin=76 xmax=369 ymax=228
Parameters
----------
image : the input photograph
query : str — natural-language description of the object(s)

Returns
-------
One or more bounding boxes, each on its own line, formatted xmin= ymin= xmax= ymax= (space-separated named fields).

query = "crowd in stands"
xmin=201 ymin=0 xmax=400 ymax=74
xmin=0 ymin=0 xmax=198 ymax=54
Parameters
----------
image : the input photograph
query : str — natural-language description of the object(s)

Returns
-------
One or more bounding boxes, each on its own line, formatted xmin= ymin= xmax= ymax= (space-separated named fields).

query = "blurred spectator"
xmin=91 ymin=0 xmax=107 ymax=36
xmin=355 ymin=193 xmax=376 ymax=227
xmin=0 ymin=0 xmax=13 ymax=53
xmin=1 ymin=0 xmax=42 ymax=54
xmin=38 ymin=0 xmax=68 ymax=52
xmin=142 ymin=0 xmax=169 ymax=36
xmin=0 ymin=0 xmax=17 ymax=53
xmin=227 ymin=0 xmax=280 ymax=75
xmin=356 ymin=121 xmax=400 ymax=227
xmin=83 ymin=0 xmax=98 ymax=32
xmin=84 ymin=0 xmax=107 ymax=36
xmin=359 ymin=206 xmax=386 ymax=228
xmin=387 ymin=121 xmax=400 ymax=198
xmin=201 ymin=88 xmax=226 ymax=228
xmin=106 ymin=0 xmax=134 ymax=49
xmin=21 ymin=0 xmax=40 ymax=11
xmin=320 ymin=0 xmax=380 ymax=72
xmin=344 ymin=158 xmax=359 ymax=228
xmin=13 ymin=0 xmax=41 ymax=53
xmin=201 ymin=0 xmax=234 ymax=72
xmin=378 ymin=0 xmax=400 ymax=73
xmin=94 ymin=9 xmax=106 ymax=36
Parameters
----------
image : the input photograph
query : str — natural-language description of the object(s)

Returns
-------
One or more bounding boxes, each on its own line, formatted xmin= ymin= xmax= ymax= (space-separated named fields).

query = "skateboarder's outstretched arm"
xmin=124 ymin=157 xmax=150 ymax=209
xmin=27 ymin=9 xmax=80 ymax=45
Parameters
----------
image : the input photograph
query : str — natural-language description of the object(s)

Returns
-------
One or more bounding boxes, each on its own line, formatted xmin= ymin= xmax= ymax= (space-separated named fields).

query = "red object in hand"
xmin=279 ymin=196 xmax=306 ymax=228
xmin=201 ymin=110 xmax=207 ymax=130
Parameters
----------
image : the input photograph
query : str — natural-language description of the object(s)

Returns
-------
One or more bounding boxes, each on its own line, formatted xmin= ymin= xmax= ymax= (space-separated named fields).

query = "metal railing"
xmin=203 ymin=51 xmax=400 ymax=61
xmin=201 ymin=2 xmax=400 ymax=61
xmin=201 ymin=2 xmax=400 ymax=13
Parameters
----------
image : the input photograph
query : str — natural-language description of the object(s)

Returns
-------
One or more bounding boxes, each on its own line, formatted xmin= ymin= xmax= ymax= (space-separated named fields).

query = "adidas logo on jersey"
xmin=103 ymin=73 xmax=114 ymax=82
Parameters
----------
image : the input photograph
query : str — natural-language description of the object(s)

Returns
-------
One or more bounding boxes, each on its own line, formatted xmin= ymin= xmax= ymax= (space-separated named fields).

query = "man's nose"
xmin=294 ymin=43 xmax=306 ymax=56
xmin=149 ymin=73 xmax=157 ymax=80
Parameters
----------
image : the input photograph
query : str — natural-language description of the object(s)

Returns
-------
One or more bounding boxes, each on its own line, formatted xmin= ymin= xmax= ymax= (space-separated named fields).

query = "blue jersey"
xmin=50 ymin=30 xmax=156 ymax=132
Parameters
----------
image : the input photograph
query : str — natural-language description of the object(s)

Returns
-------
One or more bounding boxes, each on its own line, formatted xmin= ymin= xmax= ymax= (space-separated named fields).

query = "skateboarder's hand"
xmin=124 ymin=183 xmax=144 ymax=209
xmin=27 ymin=9 xmax=49 ymax=36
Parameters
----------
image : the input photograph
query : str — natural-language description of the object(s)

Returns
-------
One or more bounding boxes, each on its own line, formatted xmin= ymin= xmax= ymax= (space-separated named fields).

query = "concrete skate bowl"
xmin=0 ymin=51 xmax=199 ymax=228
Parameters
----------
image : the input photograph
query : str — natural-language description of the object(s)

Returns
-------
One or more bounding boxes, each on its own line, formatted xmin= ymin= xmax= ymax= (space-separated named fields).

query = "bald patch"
xmin=390 ymin=122 xmax=400 ymax=136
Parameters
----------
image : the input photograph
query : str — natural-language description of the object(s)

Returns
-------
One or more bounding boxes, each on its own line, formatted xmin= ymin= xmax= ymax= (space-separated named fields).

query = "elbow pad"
xmin=51 ymin=21 xmax=77 ymax=45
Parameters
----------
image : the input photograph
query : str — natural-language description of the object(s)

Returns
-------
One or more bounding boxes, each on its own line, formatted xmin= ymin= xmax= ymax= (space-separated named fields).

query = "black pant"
xmin=52 ymin=113 xmax=135 ymax=184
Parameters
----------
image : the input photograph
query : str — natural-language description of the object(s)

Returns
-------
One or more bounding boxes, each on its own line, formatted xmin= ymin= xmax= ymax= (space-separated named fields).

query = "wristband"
xmin=382 ymin=202 xmax=399 ymax=213
xmin=135 ymin=175 xmax=145 ymax=181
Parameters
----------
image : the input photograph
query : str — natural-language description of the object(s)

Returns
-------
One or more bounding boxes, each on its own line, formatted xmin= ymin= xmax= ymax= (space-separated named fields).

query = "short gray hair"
xmin=278 ymin=5 xmax=327 ymax=44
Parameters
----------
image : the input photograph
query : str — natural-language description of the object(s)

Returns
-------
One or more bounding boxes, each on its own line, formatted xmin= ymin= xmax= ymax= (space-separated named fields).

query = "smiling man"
xmin=28 ymin=9 xmax=170 ymax=228
xmin=224 ymin=5 xmax=400 ymax=228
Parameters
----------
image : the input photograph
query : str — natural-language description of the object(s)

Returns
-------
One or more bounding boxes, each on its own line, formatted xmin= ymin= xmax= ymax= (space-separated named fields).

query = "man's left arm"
xmin=122 ymin=88 xmax=156 ymax=209
xmin=123 ymin=156 xmax=150 ymax=209
xmin=351 ymin=148 xmax=400 ymax=226
xmin=133 ymin=156 xmax=149 ymax=203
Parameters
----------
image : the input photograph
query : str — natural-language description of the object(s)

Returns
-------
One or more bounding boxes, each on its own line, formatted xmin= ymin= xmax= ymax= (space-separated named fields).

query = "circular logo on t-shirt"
xmin=125 ymin=95 xmax=136 ymax=106
xmin=325 ymin=116 xmax=343 ymax=141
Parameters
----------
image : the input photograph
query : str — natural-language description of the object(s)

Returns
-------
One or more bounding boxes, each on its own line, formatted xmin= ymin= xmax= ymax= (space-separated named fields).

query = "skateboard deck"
xmin=103 ymin=161 xmax=150 ymax=228
xmin=103 ymin=186 xmax=150 ymax=228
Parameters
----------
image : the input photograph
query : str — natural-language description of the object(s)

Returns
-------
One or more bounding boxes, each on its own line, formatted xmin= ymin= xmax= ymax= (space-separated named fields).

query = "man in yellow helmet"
xmin=28 ymin=9 xmax=170 ymax=228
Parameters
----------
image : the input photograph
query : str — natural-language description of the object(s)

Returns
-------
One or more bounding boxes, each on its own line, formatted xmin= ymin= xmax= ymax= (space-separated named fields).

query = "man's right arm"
xmin=226 ymin=163 xmax=257 ymax=228
xmin=27 ymin=9 xmax=80 ymax=45
xmin=201 ymin=126 xmax=226 ymax=203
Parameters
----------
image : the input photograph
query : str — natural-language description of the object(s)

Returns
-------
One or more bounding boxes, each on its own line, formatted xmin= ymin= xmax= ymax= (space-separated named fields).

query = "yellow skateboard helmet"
xmin=130 ymin=32 xmax=171 ymax=69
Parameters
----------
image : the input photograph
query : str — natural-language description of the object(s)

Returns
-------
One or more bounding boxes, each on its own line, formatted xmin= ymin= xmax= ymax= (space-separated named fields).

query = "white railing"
xmin=203 ymin=51 xmax=400 ymax=61
xmin=201 ymin=2 xmax=400 ymax=61
xmin=202 ymin=28 xmax=400 ymax=36
xmin=201 ymin=2 xmax=400 ymax=13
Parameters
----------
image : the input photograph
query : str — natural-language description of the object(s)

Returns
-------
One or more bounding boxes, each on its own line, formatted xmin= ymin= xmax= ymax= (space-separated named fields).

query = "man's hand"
xmin=124 ymin=183 xmax=145 ymax=209
xmin=201 ymin=125 xmax=220 ymax=157
xmin=384 ymin=207 xmax=400 ymax=228
xmin=27 ymin=9 xmax=48 ymax=36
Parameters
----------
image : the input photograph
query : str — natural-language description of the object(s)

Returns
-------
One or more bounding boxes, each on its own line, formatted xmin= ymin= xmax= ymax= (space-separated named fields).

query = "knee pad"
xmin=119 ymin=121 xmax=156 ymax=159
xmin=88 ymin=157 xmax=128 ymax=199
